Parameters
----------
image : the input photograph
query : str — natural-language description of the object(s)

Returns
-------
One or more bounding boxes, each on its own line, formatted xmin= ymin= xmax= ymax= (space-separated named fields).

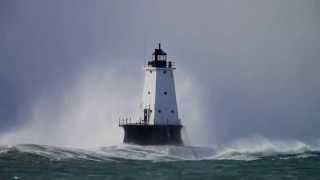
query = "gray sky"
xmin=0 ymin=0 xmax=320 ymax=147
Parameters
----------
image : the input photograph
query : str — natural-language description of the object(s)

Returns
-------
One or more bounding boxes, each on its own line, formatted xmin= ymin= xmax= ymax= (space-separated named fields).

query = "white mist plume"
xmin=176 ymin=68 xmax=213 ymax=145
xmin=0 ymin=62 xmax=141 ymax=148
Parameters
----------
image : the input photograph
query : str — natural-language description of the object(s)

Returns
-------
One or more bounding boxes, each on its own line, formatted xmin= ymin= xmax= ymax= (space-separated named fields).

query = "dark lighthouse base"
xmin=120 ymin=124 xmax=183 ymax=145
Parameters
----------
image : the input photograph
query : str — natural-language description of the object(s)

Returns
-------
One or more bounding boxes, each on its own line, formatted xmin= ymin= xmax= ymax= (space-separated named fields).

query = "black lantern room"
xmin=148 ymin=43 xmax=170 ymax=68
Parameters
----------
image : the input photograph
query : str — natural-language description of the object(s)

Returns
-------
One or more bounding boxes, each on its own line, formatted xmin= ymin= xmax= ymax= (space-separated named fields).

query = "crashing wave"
xmin=0 ymin=137 xmax=319 ymax=162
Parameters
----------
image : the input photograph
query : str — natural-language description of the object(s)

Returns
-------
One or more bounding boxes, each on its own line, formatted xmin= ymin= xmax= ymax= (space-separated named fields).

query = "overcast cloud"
xmin=0 ymin=0 xmax=319 ymax=147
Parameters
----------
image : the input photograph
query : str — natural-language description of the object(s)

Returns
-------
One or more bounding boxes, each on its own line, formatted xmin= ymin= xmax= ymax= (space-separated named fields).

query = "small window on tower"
xmin=148 ymin=91 xmax=151 ymax=95
xmin=158 ymin=110 xmax=162 ymax=113
xmin=171 ymin=110 xmax=175 ymax=114
xmin=164 ymin=91 xmax=167 ymax=95
xmin=163 ymin=70 xmax=166 ymax=74
xmin=149 ymin=70 xmax=152 ymax=73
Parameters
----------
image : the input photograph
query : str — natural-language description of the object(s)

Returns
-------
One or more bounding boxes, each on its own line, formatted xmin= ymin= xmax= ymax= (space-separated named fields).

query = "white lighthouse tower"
xmin=119 ymin=44 xmax=183 ymax=145
xmin=141 ymin=43 xmax=180 ymax=125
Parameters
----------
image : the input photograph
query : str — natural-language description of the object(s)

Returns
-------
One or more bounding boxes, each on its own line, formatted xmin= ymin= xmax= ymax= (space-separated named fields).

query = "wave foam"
xmin=211 ymin=136 xmax=319 ymax=160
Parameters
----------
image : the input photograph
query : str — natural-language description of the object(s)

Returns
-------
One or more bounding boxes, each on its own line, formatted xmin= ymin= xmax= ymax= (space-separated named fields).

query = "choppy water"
xmin=0 ymin=142 xmax=320 ymax=180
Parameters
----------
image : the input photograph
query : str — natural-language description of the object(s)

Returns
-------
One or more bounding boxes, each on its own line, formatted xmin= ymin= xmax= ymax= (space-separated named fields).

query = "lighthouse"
xmin=119 ymin=44 xmax=183 ymax=145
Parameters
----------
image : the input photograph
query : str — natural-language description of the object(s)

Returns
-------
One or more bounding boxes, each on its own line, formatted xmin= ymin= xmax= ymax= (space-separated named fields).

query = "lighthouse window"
xmin=171 ymin=110 xmax=175 ymax=114
xmin=163 ymin=70 xmax=166 ymax=74
xmin=149 ymin=70 xmax=152 ymax=73
xmin=158 ymin=110 xmax=162 ymax=113
xmin=148 ymin=91 xmax=151 ymax=95
xmin=164 ymin=91 xmax=167 ymax=95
